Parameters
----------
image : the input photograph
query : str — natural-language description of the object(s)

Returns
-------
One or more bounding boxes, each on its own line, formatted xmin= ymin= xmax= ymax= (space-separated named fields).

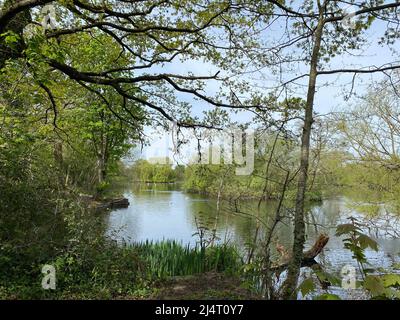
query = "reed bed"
xmin=131 ymin=240 xmax=242 ymax=279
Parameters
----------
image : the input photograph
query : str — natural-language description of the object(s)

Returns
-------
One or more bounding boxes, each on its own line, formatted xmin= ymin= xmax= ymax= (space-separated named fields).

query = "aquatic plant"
xmin=131 ymin=240 xmax=242 ymax=279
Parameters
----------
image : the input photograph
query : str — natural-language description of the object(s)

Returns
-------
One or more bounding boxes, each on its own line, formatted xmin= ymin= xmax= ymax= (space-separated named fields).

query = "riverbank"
xmin=0 ymin=236 xmax=252 ymax=299
xmin=150 ymin=272 xmax=260 ymax=300
xmin=3 ymin=180 xmax=400 ymax=300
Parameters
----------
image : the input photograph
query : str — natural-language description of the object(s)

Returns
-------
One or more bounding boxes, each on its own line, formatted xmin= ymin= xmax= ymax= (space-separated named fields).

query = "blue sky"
xmin=137 ymin=5 xmax=399 ymax=163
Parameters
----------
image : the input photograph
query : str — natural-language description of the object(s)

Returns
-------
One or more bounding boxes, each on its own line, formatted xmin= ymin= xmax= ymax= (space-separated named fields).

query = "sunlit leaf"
xmin=298 ymin=278 xmax=315 ymax=297
xmin=357 ymin=234 xmax=378 ymax=251
xmin=314 ymin=293 xmax=341 ymax=300
xmin=335 ymin=223 xmax=359 ymax=236
xmin=364 ymin=275 xmax=385 ymax=297
xmin=382 ymin=274 xmax=400 ymax=287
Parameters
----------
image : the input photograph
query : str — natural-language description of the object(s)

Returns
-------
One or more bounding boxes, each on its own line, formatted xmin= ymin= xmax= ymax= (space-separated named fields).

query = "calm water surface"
xmin=106 ymin=184 xmax=400 ymax=297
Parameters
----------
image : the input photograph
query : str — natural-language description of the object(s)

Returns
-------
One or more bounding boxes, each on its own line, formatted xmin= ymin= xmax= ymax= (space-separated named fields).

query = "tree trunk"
xmin=97 ymin=155 xmax=106 ymax=184
xmin=54 ymin=141 xmax=63 ymax=165
xmin=97 ymin=133 xmax=108 ymax=184
xmin=53 ymin=141 xmax=64 ymax=186
xmin=280 ymin=13 xmax=325 ymax=299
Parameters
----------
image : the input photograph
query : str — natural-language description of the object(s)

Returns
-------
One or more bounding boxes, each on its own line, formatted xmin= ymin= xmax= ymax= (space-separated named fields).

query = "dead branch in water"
xmin=272 ymin=234 xmax=329 ymax=273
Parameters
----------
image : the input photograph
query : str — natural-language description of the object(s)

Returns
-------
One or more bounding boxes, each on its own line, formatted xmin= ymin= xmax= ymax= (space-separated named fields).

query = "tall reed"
xmin=131 ymin=240 xmax=242 ymax=279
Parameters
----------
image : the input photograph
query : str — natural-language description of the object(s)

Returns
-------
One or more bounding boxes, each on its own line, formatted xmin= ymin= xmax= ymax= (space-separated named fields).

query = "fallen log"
xmin=302 ymin=233 xmax=329 ymax=264
xmin=271 ymin=234 xmax=329 ymax=272
xmin=109 ymin=197 xmax=129 ymax=208
xmin=79 ymin=194 xmax=130 ymax=210
xmin=95 ymin=197 xmax=130 ymax=210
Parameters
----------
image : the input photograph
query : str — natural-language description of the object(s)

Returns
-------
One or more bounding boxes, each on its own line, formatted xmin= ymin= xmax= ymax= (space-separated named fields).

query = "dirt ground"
xmin=150 ymin=272 xmax=260 ymax=300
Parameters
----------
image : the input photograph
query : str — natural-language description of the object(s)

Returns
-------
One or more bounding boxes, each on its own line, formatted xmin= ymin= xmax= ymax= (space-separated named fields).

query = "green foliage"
xmin=0 ymin=0 xmax=399 ymax=301
xmin=313 ymin=293 xmax=341 ymax=300
xmin=132 ymin=240 xmax=242 ymax=280
xmin=182 ymin=133 xmax=304 ymax=200
xmin=363 ymin=274 xmax=400 ymax=299
xmin=1 ymin=31 xmax=21 ymax=46
xmin=298 ymin=278 xmax=315 ymax=297
xmin=336 ymin=217 xmax=378 ymax=265
xmin=51 ymin=244 xmax=142 ymax=298
xmin=96 ymin=180 xmax=110 ymax=194
xmin=0 ymin=45 xmax=147 ymax=299
xmin=297 ymin=270 xmax=341 ymax=299
xmin=334 ymin=82 xmax=400 ymax=209
xmin=336 ymin=217 xmax=400 ymax=300
xmin=131 ymin=159 xmax=179 ymax=183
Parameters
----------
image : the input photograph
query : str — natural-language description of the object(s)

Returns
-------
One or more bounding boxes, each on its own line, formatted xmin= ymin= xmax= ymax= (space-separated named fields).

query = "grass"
xmin=0 ymin=239 xmax=246 ymax=299
xmin=132 ymin=240 xmax=243 ymax=280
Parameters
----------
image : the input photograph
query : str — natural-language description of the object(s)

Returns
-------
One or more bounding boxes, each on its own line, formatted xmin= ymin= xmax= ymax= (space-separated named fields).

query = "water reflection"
xmin=106 ymin=183 xmax=400 ymax=275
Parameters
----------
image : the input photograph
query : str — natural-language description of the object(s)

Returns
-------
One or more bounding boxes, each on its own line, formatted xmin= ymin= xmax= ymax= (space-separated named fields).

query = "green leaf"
xmin=357 ymin=234 xmax=378 ymax=251
xmin=314 ymin=293 xmax=341 ymax=300
xmin=335 ymin=223 xmax=359 ymax=236
xmin=298 ymin=278 xmax=315 ymax=297
xmin=2 ymin=31 xmax=20 ymax=45
xmin=382 ymin=274 xmax=400 ymax=287
xmin=312 ymin=268 xmax=341 ymax=286
xmin=364 ymin=275 xmax=386 ymax=297
xmin=391 ymin=263 xmax=400 ymax=270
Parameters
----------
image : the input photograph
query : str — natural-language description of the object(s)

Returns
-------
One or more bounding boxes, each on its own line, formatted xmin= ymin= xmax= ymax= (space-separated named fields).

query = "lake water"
xmin=106 ymin=183 xmax=400 ymax=298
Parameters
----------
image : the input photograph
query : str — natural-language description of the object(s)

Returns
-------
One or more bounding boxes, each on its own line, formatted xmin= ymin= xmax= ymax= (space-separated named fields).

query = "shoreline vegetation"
xmin=2 ymin=153 xmax=400 ymax=300
xmin=1 ymin=163 xmax=399 ymax=300
xmin=0 ymin=231 xmax=254 ymax=299
xmin=128 ymin=160 xmax=332 ymax=202
xmin=1 ymin=0 xmax=400 ymax=301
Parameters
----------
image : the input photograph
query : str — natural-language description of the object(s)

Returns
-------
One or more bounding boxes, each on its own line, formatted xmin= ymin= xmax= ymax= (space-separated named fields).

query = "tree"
xmin=2 ymin=0 xmax=400 ymax=300
xmin=334 ymin=78 xmax=400 ymax=202
xmin=232 ymin=0 xmax=400 ymax=299
xmin=131 ymin=159 xmax=177 ymax=183
xmin=0 ymin=0 xmax=268 ymax=129
xmin=336 ymin=78 xmax=400 ymax=168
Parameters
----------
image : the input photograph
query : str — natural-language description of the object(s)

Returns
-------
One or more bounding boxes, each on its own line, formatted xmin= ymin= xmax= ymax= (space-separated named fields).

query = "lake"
xmin=106 ymin=183 xmax=400 ymax=298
